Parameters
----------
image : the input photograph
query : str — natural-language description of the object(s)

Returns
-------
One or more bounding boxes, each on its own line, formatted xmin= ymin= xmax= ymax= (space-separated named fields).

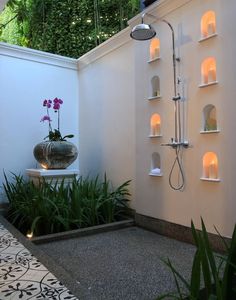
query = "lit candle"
xmin=151 ymin=125 xmax=155 ymax=136
xmin=202 ymin=29 xmax=208 ymax=38
xmin=152 ymin=123 xmax=160 ymax=136
xmin=203 ymin=73 xmax=208 ymax=84
xmin=208 ymin=67 xmax=216 ymax=83
xmin=209 ymin=161 xmax=217 ymax=179
xmin=204 ymin=165 xmax=209 ymax=178
xmin=207 ymin=22 xmax=215 ymax=36
xmin=154 ymin=47 xmax=160 ymax=58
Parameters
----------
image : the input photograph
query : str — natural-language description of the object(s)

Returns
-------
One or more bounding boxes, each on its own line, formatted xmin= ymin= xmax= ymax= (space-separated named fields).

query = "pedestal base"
xmin=26 ymin=169 xmax=79 ymax=186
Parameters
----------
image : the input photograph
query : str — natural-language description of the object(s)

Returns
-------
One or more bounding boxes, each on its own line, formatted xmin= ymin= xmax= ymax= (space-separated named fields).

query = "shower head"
xmin=130 ymin=23 xmax=156 ymax=41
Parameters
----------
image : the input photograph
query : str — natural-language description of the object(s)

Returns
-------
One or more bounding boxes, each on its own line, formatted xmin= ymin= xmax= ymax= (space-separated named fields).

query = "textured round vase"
xmin=33 ymin=141 xmax=78 ymax=169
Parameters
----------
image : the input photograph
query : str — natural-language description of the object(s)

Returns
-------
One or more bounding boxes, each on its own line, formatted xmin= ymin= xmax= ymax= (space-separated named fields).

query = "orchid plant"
xmin=40 ymin=98 xmax=74 ymax=141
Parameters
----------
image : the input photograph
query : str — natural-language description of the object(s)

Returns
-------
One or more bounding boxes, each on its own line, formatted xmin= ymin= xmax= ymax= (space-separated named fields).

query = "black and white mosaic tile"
xmin=0 ymin=224 xmax=78 ymax=300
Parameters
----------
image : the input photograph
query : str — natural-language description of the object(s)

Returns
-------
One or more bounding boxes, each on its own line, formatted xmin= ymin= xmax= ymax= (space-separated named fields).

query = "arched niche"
xmin=150 ymin=38 xmax=160 ymax=60
xmin=202 ymin=152 xmax=219 ymax=179
xmin=203 ymin=104 xmax=217 ymax=131
xmin=150 ymin=113 xmax=161 ymax=136
xmin=201 ymin=57 xmax=217 ymax=85
xmin=150 ymin=76 xmax=160 ymax=98
xmin=201 ymin=11 xmax=216 ymax=38
xmin=150 ymin=152 xmax=162 ymax=176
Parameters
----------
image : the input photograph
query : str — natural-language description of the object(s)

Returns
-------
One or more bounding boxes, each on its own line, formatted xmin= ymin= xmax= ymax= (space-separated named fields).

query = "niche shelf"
xmin=148 ymin=38 xmax=161 ymax=63
xmin=149 ymin=113 xmax=162 ymax=137
xmin=199 ymin=33 xmax=217 ymax=43
xmin=200 ymin=177 xmax=220 ymax=182
xmin=199 ymin=81 xmax=218 ymax=88
xmin=200 ymin=11 xmax=217 ymax=41
xmin=201 ymin=104 xmax=219 ymax=133
xmin=201 ymin=152 xmax=220 ymax=182
xmin=149 ymin=152 xmax=163 ymax=176
xmin=149 ymin=76 xmax=161 ymax=100
xmin=199 ymin=57 xmax=218 ymax=87
xmin=148 ymin=57 xmax=160 ymax=64
xmin=200 ymin=130 xmax=220 ymax=134
xmin=148 ymin=95 xmax=161 ymax=101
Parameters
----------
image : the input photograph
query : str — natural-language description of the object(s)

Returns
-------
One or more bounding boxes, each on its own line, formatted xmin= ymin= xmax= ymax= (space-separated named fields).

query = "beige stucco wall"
xmin=134 ymin=0 xmax=236 ymax=237
xmin=78 ymin=0 xmax=236 ymax=237
xmin=0 ymin=0 xmax=9 ymax=12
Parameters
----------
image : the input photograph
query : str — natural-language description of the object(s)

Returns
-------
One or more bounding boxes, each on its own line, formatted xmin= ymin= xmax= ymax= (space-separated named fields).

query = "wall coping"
xmin=77 ymin=0 xmax=192 ymax=70
xmin=0 ymin=42 xmax=77 ymax=70
xmin=77 ymin=27 xmax=132 ymax=70
xmin=0 ymin=0 xmax=9 ymax=12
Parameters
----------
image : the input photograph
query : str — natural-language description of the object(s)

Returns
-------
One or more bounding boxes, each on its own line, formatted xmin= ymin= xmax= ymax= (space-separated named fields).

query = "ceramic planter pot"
xmin=33 ymin=141 xmax=78 ymax=169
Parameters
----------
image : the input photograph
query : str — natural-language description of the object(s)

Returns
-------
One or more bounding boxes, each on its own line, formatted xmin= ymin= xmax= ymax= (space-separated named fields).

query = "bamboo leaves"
xmin=0 ymin=0 xmax=140 ymax=58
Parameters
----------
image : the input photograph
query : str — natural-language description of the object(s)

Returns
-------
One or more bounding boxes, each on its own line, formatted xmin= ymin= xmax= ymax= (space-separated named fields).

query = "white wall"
xmin=78 ymin=30 xmax=136 ymax=204
xmin=0 ymin=43 xmax=79 ymax=202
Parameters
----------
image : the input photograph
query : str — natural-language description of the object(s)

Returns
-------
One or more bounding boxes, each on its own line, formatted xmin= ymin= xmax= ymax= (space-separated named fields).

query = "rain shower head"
xmin=130 ymin=23 xmax=156 ymax=41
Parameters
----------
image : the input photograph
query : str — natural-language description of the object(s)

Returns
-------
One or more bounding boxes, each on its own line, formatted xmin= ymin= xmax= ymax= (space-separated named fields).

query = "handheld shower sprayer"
xmin=131 ymin=12 xmax=190 ymax=191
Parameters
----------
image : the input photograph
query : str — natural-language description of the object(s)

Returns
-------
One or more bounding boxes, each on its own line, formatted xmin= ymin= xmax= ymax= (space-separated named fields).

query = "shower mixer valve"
xmin=161 ymin=139 xmax=189 ymax=148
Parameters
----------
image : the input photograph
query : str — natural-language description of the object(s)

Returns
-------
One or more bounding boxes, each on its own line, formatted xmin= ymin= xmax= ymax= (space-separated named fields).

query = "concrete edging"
xmin=31 ymin=219 xmax=135 ymax=244
xmin=135 ymin=213 xmax=231 ymax=253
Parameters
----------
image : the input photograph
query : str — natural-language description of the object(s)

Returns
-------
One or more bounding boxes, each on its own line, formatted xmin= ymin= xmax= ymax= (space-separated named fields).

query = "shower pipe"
xmin=132 ymin=13 xmax=189 ymax=190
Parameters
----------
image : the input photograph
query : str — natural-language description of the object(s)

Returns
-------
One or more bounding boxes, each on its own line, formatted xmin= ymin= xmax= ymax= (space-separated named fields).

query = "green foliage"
xmin=0 ymin=0 xmax=140 ymax=58
xmin=3 ymin=172 xmax=131 ymax=236
xmin=157 ymin=219 xmax=236 ymax=300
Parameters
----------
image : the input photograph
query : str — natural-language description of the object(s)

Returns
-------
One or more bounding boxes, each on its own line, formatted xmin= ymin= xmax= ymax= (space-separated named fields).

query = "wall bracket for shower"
xmin=172 ymin=95 xmax=181 ymax=101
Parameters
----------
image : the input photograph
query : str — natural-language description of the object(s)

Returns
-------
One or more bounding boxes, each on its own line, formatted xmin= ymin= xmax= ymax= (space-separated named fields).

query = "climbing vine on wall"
xmin=0 ymin=0 xmax=140 ymax=58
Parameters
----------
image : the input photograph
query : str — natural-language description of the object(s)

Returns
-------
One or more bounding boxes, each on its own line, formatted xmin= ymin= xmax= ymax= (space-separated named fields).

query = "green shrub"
xmin=157 ymin=219 xmax=236 ymax=300
xmin=3 ymin=172 xmax=131 ymax=236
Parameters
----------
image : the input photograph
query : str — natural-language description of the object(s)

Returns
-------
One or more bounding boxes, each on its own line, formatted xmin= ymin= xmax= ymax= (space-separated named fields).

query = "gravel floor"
xmin=37 ymin=227 xmax=196 ymax=300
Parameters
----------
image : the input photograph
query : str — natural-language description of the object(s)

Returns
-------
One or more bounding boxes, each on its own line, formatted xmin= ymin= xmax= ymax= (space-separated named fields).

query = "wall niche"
xmin=201 ymin=11 xmax=217 ymax=39
xmin=200 ymin=57 xmax=217 ymax=87
xmin=201 ymin=152 xmax=220 ymax=181
xmin=149 ymin=38 xmax=160 ymax=62
xmin=149 ymin=75 xmax=161 ymax=100
xmin=149 ymin=152 xmax=162 ymax=176
xmin=202 ymin=104 xmax=219 ymax=132
xmin=150 ymin=113 xmax=161 ymax=137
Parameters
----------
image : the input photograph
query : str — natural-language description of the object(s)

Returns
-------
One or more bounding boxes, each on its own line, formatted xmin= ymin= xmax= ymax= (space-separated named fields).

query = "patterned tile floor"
xmin=0 ymin=224 xmax=78 ymax=300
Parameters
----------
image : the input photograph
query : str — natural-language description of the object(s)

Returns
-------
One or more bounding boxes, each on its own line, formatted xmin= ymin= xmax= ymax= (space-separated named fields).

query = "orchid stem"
xmin=58 ymin=109 xmax=60 ymax=131
xmin=47 ymin=107 xmax=52 ymax=131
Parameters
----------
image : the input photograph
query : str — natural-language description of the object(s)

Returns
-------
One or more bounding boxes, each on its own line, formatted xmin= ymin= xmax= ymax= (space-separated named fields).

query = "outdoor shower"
xmin=130 ymin=13 xmax=189 ymax=191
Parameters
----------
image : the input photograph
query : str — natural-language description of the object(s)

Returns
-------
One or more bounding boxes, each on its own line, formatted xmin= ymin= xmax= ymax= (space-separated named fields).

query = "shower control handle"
xmin=172 ymin=95 xmax=181 ymax=101
xmin=161 ymin=140 xmax=189 ymax=148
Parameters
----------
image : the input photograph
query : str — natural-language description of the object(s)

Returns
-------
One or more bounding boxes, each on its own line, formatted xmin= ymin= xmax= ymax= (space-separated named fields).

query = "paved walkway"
xmin=0 ymin=222 xmax=78 ymax=300
xmin=38 ymin=227 xmax=196 ymax=300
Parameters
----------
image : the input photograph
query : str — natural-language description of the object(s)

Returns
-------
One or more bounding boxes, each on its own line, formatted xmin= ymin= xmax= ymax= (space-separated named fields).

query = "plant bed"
xmin=3 ymin=172 xmax=132 ymax=238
